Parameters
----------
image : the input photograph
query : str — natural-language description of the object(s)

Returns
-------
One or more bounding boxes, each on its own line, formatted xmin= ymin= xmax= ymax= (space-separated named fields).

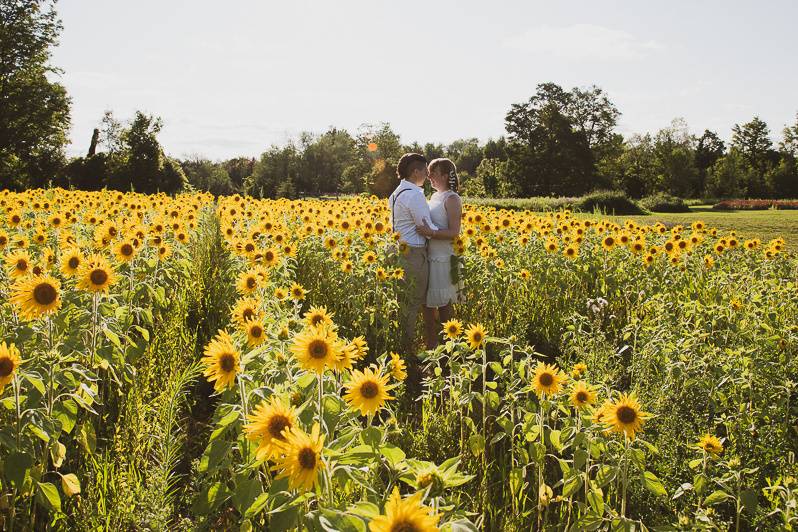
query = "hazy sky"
xmin=52 ymin=0 xmax=798 ymax=160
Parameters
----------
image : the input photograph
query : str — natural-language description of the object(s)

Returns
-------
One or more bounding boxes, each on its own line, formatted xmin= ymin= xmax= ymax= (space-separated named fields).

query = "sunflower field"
xmin=0 ymin=187 xmax=796 ymax=531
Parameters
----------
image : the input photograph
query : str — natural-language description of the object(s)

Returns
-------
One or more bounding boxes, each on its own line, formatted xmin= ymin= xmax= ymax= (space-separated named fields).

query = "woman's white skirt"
xmin=426 ymin=255 xmax=462 ymax=308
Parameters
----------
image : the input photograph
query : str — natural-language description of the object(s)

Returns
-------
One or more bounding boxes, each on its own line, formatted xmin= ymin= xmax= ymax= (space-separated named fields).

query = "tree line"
xmin=2 ymin=1 xmax=797 ymax=200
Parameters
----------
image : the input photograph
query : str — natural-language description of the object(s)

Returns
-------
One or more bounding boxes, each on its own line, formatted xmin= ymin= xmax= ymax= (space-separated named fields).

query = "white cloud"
xmin=504 ymin=24 xmax=664 ymax=61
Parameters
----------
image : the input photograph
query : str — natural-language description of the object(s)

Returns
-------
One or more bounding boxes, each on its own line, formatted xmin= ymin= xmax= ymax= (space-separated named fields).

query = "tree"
xmin=245 ymin=143 xmax=301 ymax=198
xmin=731 ymin=116 xmax=774 ymax=197
xmin=504 ymin=83 xmax=595 ymax=196
xmin=695 ymin=130 xmax=725 ymax=196
xmin=299 ymin=127 xmax=357 ymax=195
xmin=779 ymin=112 xmax=798 ymax=159
xmin=611 ymin=134 xmax=657 ymax=198
xmin=446 ymin=138 xmax=483 ymax=177
xmin=483 ymin=137 xmax=508 ymax=161
xmin=567 ymin=85 xmax=621 ymax=152
xmin=0 ymin=0 xmax=71 ymax=189
xmin=651 ymin=118 xmax=699 ymax=197
xmin=705 ymin=150 xmax=748 ymax=198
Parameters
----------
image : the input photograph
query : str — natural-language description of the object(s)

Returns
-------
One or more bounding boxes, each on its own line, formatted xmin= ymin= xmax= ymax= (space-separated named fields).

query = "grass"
xmin=608 ymin=205 xmax=798 ymax=250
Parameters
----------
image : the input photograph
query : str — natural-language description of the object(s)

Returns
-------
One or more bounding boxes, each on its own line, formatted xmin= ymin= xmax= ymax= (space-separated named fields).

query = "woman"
xmin=416 ymin=158 xmax=463 ymax=349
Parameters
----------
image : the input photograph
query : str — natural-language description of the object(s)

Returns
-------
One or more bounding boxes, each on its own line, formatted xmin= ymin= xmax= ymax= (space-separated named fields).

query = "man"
xmin=388 ymin=153 xmax=436 ymax=394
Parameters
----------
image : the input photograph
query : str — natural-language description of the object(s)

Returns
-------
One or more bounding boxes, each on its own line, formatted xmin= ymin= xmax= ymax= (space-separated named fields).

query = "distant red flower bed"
xmin=713 ymin=199 xmax=798 ymax=210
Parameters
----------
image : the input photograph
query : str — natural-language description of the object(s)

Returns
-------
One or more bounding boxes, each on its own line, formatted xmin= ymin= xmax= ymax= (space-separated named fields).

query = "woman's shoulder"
xmin=444 ymin=191 xmax=462 ymax=204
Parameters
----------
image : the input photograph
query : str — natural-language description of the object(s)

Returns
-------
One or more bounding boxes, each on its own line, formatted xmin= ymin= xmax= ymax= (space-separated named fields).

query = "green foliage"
xmin=576 ymin=190 xmax=645 ymax=215
xmin=639 ymin=192 xmax=691 ymax=213
xmin=0 ymin=0 xmax=71 ymax=190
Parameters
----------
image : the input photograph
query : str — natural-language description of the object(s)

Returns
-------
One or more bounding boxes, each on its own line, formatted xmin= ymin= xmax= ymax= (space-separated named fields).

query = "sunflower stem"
xmin=621 ymin=436 xmax=630 ymax=518
xmin=317 ymin=371 xmax=324 ymax=432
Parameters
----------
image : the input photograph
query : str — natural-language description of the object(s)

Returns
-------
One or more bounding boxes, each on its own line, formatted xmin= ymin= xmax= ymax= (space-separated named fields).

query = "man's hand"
xmin=416 ymin=219 xmax=434 ymax=237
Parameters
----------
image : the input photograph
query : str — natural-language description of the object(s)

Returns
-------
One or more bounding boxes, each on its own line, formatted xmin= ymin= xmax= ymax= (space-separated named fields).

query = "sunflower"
xmin=5 ymin=249 xmax=31 ymax=278
xmin=570 ymin=362 xmax=587 ymax=379
xmin=389 ymin=353 xmax=407 ymax=382
xmin=602 ymin=393 xmax=651 ymax=440
xmin=290 ymin=326 xmax=342 ymax=374
xmin=157 ymin=242 xmax=172 ymax=260
xmin=237 ymin=267 xmax=264 ymax=295
xmin=10 ymin=275 xmax=62 ymax=320
xmin=113 ymin=240 xmax=137 ymax=263
xmin=696 ymin=434 xmax=723 ymax=456
xmin=563 ymin=245 xmax=578 ymax=259
xmin=465 ymin=323 xmax=486 ymax=350
xmin=231 ymin=297 xmax=262 ymax=327
xmin=289 ymin=282 xmax=307 ymax=301
xmin=442 ymin=319 xmax=463 ymax=340
xmin=344 ymin=367 xmax=395 ymax=416
xmin=369 ymin=487 xmax=440 ymax=532
xmin=77 ymin=254 xmax=116 ymax=293
xmin=569 ymin=381 xmax=597 ymax=409
xmin=304 ymin=306 xmax=335 ymax=329
xmin=271 ymin=423 xmax=326 ymax=492
xmin=601 ymin=235 xmax=616 ymax=251
xmin=202 ymin=330 xmax=240 ymax=391
xmin=60 ymin=248 xmax=83 ymax=277
xmin=347 ymin=336 xmax=369 ymax=361
xmin=531 ymin=362 xmax=565 ymax=397
xmin=244 ymin=396 xmax=297 ymax=461
xmin=0 ymin=342 xmax=22 ymax=394
xmin=244 ymin=319 xmax=267 ymax=347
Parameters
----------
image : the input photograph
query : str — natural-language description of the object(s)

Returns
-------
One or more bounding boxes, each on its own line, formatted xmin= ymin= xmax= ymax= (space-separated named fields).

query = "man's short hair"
xmin=396 ymin=153 xmax=427 ymax=180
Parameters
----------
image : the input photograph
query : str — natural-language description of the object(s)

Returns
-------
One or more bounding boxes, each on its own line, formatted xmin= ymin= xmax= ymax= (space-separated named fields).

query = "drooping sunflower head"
xmin=465 ymin=323 xmax=486 ymax=350
xmin=368 ymin=487 xmax=441 ymax=532
xmin=0 ymin=341 xmax=22 ymax=392
xmin=532 ymin=362 xmax=565 ymax=397
xmin=289 ymin=326 xmax=342 ymax=374
xmin=697 ymin=434 xmax=723 ymax=456
xmin=343 ymin=367 xmax=395 ymax=417
xmin=570 ymin=362 xmax=588 ymax=379
xmin=442 ymin=319 xmax=463 ymax=340
xmin=602 ymin=393 xmax=651 ymax=440
xmin=201 ymin=330 xmax=240 ymax=392
xmin=271 ymin=423 xmax=326 ymax=492
xmin=10 ymin=274 xmax=62 ymax=321
xmin=569 ymin=381 xmax=597 ymax=409
xmin=346 ymin=336 xmax=369 ymax=361
xmin=304 ymin=306 xmax=334 ymax=330
xmin=77 ymin=254 xmax=116 ymax=293
xmin=388 ymin=353 xmax=407 ymax=382
xmin=244 ymin=396 xmax=297 ymax=461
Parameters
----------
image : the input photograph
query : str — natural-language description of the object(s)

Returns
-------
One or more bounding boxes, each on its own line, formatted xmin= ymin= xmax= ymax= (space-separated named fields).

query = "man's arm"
xmin=406 ymin=191 xmax=437 ymax=231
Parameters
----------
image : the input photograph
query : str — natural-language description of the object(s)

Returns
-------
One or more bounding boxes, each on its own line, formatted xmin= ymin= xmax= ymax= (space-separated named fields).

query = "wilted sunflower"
xmin=569 ymin=381 xmax=597 ymax=409
xmin=343 ymin=367 xmax=395 ymax=416
xmin=602 ymin=393 xmax=651 ymax=440
xmin=389 ymin=353 xmax=407 ymax=382
xmin=202 ymin=330 xmax=240 ymax=391
xmin=271 ymin=423 xmax=326 ymax=492
xmin=368 ymin=487 xmax=440 ymax=532
xmin=304 ymin=306 xmax=334 ymax=329
xmin=697 ymin=434 xmax=723 ymax=456
xmin=465 ymin=323 xmax=486 ymax=350
xmin=0 ymin=341 xmax=22 ymax=394
xmin=60 ymin=248 xmax=83 ymax=277
xmin=442 ymin=319 xmax=463 ymax=340
xmin=77 ymin=254 xmax=116 ymax=293
xmin=290 ymin=326 xmax=342 ymax=374
xmin=531 ymin=362 xmax=565 ymax=397
xmin=10 ymin=275 xmax=62 ymax=320
xmin=244 ymin=396 xmax=297 ymax=461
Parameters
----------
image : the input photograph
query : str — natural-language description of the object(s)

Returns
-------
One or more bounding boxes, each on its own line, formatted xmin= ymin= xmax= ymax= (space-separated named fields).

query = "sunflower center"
xmin=68 ymin=257 xmax=80 ymax=269
xmin=33 ymin=282 xmax=58 ymax=305
xmin=267 ymin=415 xmax=291 ymax=439
xmin=90 ymin=269 xmax=108 ymax=286
xmin=298 ymin=447 xmax=317 ymax=470
xmin=265 ymin=251 xmax=274 ymax=261
xmin=243 ymin=308 xmax=255 ymax=321
xmin=250 ymin=326 xmax=263 ymax=338
xmin=308 ymin=340 xmax=328 ymax=359
xmin=617 ymin=405 xmax=637 ymax=424
xmin=121 ymin=244 xmax=134 ymax=256
xmin=0 ymin=357 xmax=15 ymax=377
xmin=359 ymin=381 xmax=379 ymax=399
xmin=311 ymin=315 xmax=323 ymax=326
xmin=246 ymin=277 xmax=257 ymax=289
xmin=219 ymin=353 xmax=236 ymax=373
xmin=472 ymin=333 xmax=482 ymax=343
xmin=16 ymin=259 xmax=27 ymax=270
xmin=539 ymin=373 xmax=554 ymax=387
xmin=576 ymin=391 xmax=588 ymax=403
xmin=389 ymin=520 xmax=419 ymax=532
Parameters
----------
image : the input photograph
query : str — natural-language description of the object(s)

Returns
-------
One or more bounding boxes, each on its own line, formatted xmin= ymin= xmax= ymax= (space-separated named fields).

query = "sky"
xmin=52 ymin=0 xmax=798 ymax=160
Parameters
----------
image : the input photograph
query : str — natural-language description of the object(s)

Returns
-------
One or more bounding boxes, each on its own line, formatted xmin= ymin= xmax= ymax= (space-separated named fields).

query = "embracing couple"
xmin=389 ymin=153 xmax=463 ymax=389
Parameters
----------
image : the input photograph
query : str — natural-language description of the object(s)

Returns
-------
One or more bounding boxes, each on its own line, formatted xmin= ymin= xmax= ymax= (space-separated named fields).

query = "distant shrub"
xmin=713 ymin=199 xmax=798 ymax=210
xmin=576 ymin=189 xmax=645 ymax=215
xmin=639 ymin=193 xmax=691 ymax=212
xmin=463 ymin=196 xmax=578 ymax=212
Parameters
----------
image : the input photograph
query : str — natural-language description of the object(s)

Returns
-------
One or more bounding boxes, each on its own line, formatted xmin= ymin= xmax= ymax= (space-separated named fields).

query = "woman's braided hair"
xmin=428 ymin=158 xmax=459 ymax=193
